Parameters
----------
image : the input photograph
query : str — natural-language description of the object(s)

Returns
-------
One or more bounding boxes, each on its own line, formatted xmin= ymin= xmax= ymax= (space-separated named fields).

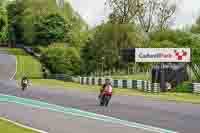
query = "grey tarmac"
xmin=0 ymin=81 xmax=200 ymax=133
xmin=0 ymin=52 xmax=16 ymax=80
xmin=0 ymin=102 xmax=154 ymax=133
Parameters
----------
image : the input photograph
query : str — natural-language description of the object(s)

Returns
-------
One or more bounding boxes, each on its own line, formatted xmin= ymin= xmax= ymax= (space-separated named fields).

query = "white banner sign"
xmin=135 ymin=48 xmax=191 ymax=62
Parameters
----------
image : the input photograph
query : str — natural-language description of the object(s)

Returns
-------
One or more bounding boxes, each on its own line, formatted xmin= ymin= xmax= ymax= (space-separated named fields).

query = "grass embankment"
xmin=32 ymin=79 xmax=200 ymax=104
xmin=110 ymin=73 xmax=151 ymax=80
xmin=3 ymin=48 xmax=43 ymax=79
xmin=0 ymin=118 xmax=38 ymax=133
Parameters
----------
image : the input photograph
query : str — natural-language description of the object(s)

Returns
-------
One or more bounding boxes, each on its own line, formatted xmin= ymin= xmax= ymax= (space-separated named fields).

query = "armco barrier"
xmin=95 ymin=78 xmax=98 ymax=85
xmin=80 ymin=77 xmax=83 ymax=84
xmin=132 ymin=80 xmax=137 ymax=89
xmin=92 ymin=78 xmax=95 ymax=85
xmin=143 ymin=81 xmax=148 ymax=92
xmin=152 ymin=83 xmax=160 ymax=93
xmin=113 ymin=80 xmax=118 ymax=88
xmin=83 ymin=77 xmax=86 ymax=84
xmin=78 ymin=77 xmax=161 ymax=93
xmin=86 ymin=77 xmax=89 ymax=85
xmin=193 ymin=83 xmax=200 ymax=94
xmin=72 ymin=77 xmax=79 ymax=83
xmin=76 ymin=77 xmax=200 ymax=94
xmin=89 ymin=77 xmax=92 ymax=85
xmin=147 ymin=82 xmax=152 ymax=93
xmin=137 ymin=80 xmax=143 ymax=90
xmin=127 ymin=80 xmax=132 ymax=89
xmin=118 ymin=80 xmax=123 ymax=88
xmin=122 ymin=80 xmax=127 ymax=88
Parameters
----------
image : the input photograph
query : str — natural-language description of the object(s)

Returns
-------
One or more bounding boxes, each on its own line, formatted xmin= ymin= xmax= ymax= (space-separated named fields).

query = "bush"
xmin=0 ymin=32 xmax=8 ymax=42
xmin=41 ymin=44 xmax=80 ymax=76
xmin=149 ymin=40 xmax=177 ymax=48
xmin=33 ymin=46 xmax=47 ymax=54
xmin=175 ymin=82 xmax=193 ymax=93
xmin=34 ymin=14 xmax=69 ymax=45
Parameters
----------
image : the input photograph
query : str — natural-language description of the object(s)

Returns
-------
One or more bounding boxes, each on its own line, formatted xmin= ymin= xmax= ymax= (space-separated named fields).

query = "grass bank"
xmin=109 ymin=73 xmax=151 ymax=80
xmin=0 ymin=118 xmax=38 ymax=133
xmin=2 ymin=48 xmax=43 ymax=79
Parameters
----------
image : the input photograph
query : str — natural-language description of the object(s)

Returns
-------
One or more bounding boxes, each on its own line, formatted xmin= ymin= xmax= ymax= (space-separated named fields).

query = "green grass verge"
xmin=32 ymin=79 xmax=200 ymax=104
xmin=2 ymin=48 xmax=43 ymax=80
xmin=109 ymin=73 xmax=151 ymax=80
xmin=0 ymin=118 xmax=38 ymax=133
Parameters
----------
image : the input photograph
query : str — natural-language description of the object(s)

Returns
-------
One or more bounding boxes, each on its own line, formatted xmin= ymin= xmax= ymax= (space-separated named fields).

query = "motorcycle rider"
xmin=21 ymin=76 xmax=29 ymax=91
xmin=99 ymin=79 xmax=113 ymax=107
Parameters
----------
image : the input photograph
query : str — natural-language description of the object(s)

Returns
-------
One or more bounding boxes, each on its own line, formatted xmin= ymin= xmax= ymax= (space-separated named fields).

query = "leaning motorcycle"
xmin=99 ymin=94 xmax=110 ymax=106
xmin=21 ymin=80 xmax=28 ymax=91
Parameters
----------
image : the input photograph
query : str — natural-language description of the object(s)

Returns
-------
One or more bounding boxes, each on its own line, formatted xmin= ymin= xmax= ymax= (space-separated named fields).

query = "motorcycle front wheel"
xmin=21 ymin=84 xmax=27 ymax=91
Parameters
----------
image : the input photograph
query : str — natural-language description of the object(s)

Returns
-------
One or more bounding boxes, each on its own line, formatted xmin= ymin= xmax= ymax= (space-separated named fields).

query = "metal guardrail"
xmin=193 ymin=83 xmax=200 ymax=94
xmin=79 ymin=77 xmax=161 ymax=93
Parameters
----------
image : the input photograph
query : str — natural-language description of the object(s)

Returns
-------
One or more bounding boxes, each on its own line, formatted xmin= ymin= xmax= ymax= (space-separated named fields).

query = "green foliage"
xmin=191 ymin=25 xmax=200 ymax=34
xmin=0 ymin=12 xmax=6 ymax=31
xmin=0 ymin=32 xmax=8 ymax=42
xmin=6 ymin=0 xmax=87 ymax=46
xmin=175 ymin=83 xmax=193 ymax=93
xmin=6 ymin=1 xmax=26 ymax=43
xmin=191 ymin=16 xmax=200 ymax=33
xmin=149 ymin=40 xmax=177 ymax=48
xmin=41 ymin=44 xmax=80 ymax=75
xmin=32 ymin=46 xmax=47 ymax=56
xmin=81 ymin=23 xmax=145 ymax=74
xmin=34 ymin=14 xmax=69 ymax=45
xmin=149 ymin=30 xmax=200 ymax=48
xmin=192 ymin=48 xmax=200 ymax=63
xmin=0 ymin=4 xmax=8 ymax=42
xmin=149 ymin=30 xmax=177 ymax=43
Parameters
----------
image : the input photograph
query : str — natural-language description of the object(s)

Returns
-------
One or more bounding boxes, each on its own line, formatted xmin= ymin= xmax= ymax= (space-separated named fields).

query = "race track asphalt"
xmin=0 ymin=51 xmax=16 ymax=80
xmin=0 ymin=102 xmax=154 ymax=133
xmin=0 ymin=81 xmax=200 ymax=133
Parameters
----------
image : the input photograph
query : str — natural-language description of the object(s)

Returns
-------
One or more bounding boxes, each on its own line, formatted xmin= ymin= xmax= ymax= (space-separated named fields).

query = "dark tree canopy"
xmin=34 ymin=14 xmax=69 ymax=45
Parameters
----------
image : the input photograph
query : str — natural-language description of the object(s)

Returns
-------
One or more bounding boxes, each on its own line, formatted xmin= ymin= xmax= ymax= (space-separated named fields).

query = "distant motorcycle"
xmin=21 ymin=80 xmax=29 ymax=91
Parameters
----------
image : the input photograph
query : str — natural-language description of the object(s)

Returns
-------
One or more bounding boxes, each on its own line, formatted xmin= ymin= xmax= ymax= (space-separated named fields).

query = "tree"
xmin=6 ymin=0 xmax=87 ymax=46
xmin=106 ymin=0 xmax=143 ymax=24
xmin=0 ymin=1 xmax=8 ymax=42
xmin=0 ymin=8 xmax=6 ymax=31
xmin=0 ymin=0 xmax=6 ymax=7
xmin=149 ymin=29 xmax=200 ymax=48
xmin=81 ymin=23 xmax=145 ymax=75
xmin=67 ymin=16 xmax=90 ymax=48
xmin=137 ymin=0 xmax=176 ymax=33
xmin=191 ymin=16 xmax=200 ymax=34
xmin=42 ymin=44 xmax=80 ymax=75
xmin=149 ymin=29 xmax=177 ymax=42
xmin=107 ymin=0 xmax=176 ymax=32
xmin=34 ymin=14 xmax=69 ymax=45
xmin=6 ymin=1 xmax=26 ymax=43
xmin=149 ymin=40 xmax=177 ymax=48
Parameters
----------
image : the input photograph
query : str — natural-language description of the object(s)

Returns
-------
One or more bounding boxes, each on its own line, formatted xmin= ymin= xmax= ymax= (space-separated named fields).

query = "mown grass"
xmin=109 ymin=73 xmax=151 ymax=80
xmin=2 ymin=48 xmax=43 ymax=79
xmin=32 ymin=79 xmax=200 ymax=104
xmin=0 ymin=118 xmax=38 ymax=133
